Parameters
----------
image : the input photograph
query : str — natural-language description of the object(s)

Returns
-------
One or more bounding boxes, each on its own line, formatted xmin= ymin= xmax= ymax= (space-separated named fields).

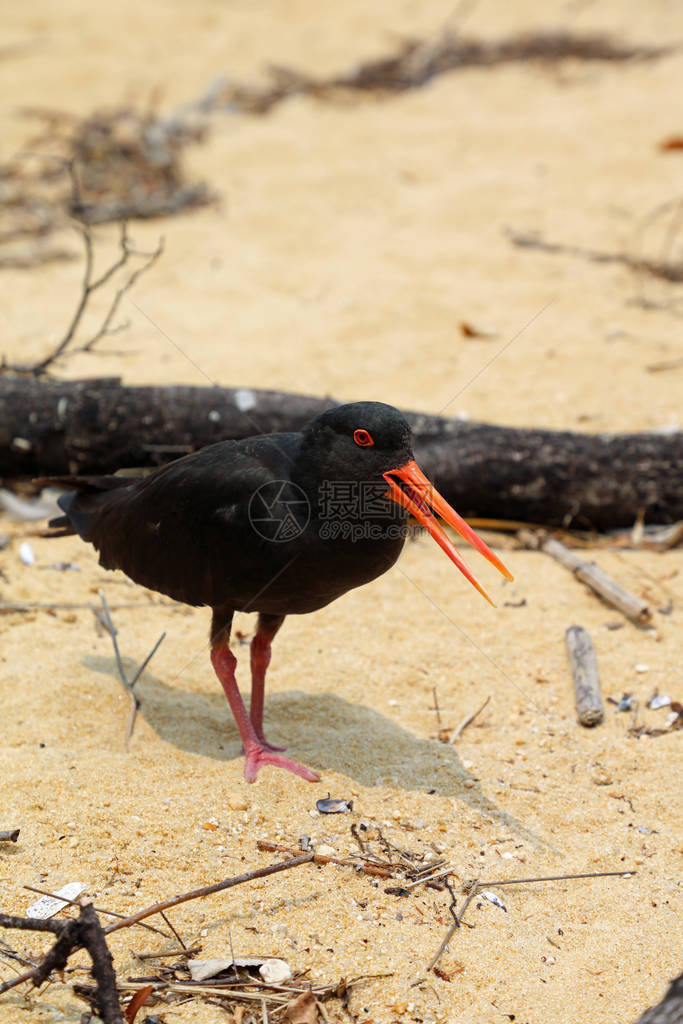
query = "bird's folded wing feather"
xmin=77 ymin=439 xmax=299 ymax=606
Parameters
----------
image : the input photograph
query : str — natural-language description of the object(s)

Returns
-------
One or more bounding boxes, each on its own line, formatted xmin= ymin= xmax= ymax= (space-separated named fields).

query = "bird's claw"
xmin=243 ymin=744 xmax=320 ymax=783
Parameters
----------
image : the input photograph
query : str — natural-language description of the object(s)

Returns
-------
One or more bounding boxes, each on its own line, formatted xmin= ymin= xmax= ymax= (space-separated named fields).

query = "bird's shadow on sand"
xmin=84 ymin=655 xmax=545 ymax=846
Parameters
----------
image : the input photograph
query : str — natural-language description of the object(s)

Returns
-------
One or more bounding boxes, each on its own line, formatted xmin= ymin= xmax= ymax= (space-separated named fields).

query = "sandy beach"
xmin=0 ymin=1 xmax=681 ymax=1021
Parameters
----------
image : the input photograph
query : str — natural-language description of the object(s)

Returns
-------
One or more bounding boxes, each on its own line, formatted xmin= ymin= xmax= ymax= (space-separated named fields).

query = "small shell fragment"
xmin=648 ymin=694 xmax=671 ymax=710
xmin=617 ymin=694 xmax=633 ymax=712
xmin=481 ymin=890 xmax=507 ymax=912
xmin=189 ymin=956 xmax=290 ymax=982
xmin=19 ymin=542 xmax=35 ymax=566
xmin=259 ymin=959 xmax=292 ymax=983
xmin=189 ymin=959 xmax=236 ymax=981
xmin=316 ymin=796 xmax=353 ymax=814
xmin=27 ymin=882 xmax=86 ymax=919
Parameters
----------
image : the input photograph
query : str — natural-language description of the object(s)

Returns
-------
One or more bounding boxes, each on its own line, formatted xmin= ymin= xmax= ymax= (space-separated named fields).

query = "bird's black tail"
xmin=36 ymin=475 xmax=134 ymax=539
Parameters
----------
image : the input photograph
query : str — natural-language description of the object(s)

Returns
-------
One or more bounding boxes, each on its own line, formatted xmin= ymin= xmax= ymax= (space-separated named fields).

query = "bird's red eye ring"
xmin=354 ymin=429 xmax=374 ymax=447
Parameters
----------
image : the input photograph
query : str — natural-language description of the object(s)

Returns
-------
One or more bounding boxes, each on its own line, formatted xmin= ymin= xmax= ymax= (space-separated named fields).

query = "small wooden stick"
xmin=103 ymin=854 xmax=314 ymax=936
xmin=565 ymin=626 xmax=604 ymax=726
xmin=532 ymin=534 xmax=652 ymax=625
xmin=451 ymin=695 xmax=491 ymax=743
xmin=424 ymin=877 xmax=479 ymax=976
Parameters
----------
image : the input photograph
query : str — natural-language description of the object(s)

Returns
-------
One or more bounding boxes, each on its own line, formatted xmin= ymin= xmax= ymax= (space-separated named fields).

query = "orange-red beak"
xmin=383 ymin=459 xmax=513 ymax=606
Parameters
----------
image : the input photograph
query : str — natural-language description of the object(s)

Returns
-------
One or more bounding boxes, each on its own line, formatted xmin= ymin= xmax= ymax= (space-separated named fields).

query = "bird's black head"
xmin=294 ymin=399 xmax=514 ymax=602
xmin=297 ymin=401 xmax=414 ymax=487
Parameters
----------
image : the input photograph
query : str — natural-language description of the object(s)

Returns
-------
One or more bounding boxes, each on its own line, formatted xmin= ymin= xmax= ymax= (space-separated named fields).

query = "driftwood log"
xmin=1 ymin=377 xmax=681 ymax=530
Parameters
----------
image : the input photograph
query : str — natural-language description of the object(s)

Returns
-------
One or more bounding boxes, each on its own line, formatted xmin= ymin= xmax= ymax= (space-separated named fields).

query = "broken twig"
xmin=103 ymin=855 xmax=314 ymax=936
xmin=451 ymin=695 xmax=491 ymax=743
xmin=97 ymin=590 xmax=166 ymax=748
xmin=522 ymin=532 xmax=652 ymax=625
xmin=565 ymin=626 xmax=604 ymax=726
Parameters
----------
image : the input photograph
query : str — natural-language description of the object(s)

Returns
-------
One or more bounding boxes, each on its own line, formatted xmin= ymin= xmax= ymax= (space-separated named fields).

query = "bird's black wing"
xmin=55 ymin=435 xmax=304 ymax=607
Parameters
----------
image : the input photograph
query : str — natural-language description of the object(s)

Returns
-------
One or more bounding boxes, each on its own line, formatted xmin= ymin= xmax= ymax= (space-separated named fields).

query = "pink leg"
xmin=210 ymin=626 xmax=318 ymax=783
xmin=250 ymin=614 xmax=286 ymax=752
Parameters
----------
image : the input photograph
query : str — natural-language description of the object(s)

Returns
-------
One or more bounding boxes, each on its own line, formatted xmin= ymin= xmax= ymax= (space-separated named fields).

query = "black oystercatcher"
xmin=46 ymin=401 xmax=512 ymax=782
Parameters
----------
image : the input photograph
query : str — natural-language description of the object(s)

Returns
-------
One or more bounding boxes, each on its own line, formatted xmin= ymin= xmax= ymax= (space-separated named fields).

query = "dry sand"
xmin=0 ymin=1 xmax=681 ymax=1022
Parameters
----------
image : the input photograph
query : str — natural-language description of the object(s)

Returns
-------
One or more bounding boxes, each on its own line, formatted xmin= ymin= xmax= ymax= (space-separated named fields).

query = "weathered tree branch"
xmin=0 ymin=378 xmax=680 ymax=530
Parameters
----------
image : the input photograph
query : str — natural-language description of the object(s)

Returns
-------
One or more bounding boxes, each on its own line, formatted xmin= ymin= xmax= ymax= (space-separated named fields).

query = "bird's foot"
xmin=243 ymin=743 xmax=320 ymax=783
xmin=252 ymin=727 xmax=287 ymax=753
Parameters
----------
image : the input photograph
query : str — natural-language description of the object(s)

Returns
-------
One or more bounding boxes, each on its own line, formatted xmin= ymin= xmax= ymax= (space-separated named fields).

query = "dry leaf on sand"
xmin=284 ymin=989 xmax=319 ymax=1024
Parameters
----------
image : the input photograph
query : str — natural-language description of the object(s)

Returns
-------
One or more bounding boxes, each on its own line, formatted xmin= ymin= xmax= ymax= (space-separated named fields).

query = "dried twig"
xmin=474 ymin=869 xmax=635 ymax=887
xmin=415 ymin=867 xmax=636 ymax=985
xmin=103 ymin=855 xmax=314 ymax=937
xmin=450 ymin=695 xmax=491 ymax=743
xmin=134 ymin=945 xmax=202 ymax=961
xmin=97 ymin=591 xmax=166 ymax=749
xmin=565 ymin=626 xmax=604 ymax=726
xmin=420 ymin=877 xmax=478 ymax=980
xmin=505 ymin=227 xmax=683 ymax=284
xmin=256 ymin=840 xmax=393 ymax=877
xmin=521 ymin=531 xmax=652 ymax=625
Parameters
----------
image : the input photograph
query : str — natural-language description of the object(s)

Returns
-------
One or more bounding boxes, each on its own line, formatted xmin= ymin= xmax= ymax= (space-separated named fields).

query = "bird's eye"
xmin=353 ymin=429 xmax=374 ymax=447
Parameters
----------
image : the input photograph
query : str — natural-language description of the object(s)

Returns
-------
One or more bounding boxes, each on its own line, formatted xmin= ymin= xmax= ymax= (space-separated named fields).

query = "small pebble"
xmin=315 ymin=844 xmax=336 ymax=858
xmin=227 ymin=795 xmax=248 ymax=811
xmin=635 ymin=664 xmax=650 ymax=674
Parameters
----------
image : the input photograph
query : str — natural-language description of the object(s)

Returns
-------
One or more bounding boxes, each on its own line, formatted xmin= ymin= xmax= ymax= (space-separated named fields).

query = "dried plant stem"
xmin=97 ymin=590 xmax=165 ymax=749
xmin=103 ymin=855 xmax=314 ymax=937
xmin=451 ymin=695 xmax=491 ymax=743
xmin=2 ymin=163 xmax=163 ymax=377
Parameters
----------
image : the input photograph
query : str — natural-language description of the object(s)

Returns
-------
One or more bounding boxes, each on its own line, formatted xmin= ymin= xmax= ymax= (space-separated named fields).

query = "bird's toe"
xmin=242 ymin=745 xmax=320 ymax=783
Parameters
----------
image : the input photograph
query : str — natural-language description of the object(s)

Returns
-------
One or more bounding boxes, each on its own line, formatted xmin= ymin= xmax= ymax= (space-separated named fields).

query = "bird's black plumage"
xmin=51 ymin=402 xmax=412 ymax=615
